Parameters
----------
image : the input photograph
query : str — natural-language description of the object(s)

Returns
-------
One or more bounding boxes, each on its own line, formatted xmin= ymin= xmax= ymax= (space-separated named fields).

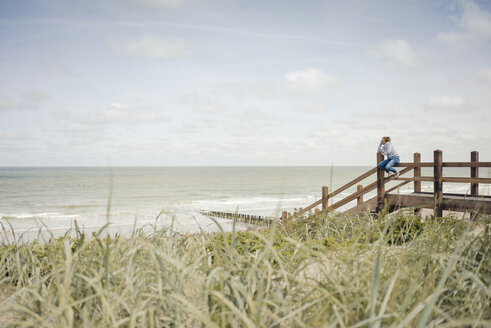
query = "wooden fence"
xmin=283 ymin=150 xmax=491 ymax=221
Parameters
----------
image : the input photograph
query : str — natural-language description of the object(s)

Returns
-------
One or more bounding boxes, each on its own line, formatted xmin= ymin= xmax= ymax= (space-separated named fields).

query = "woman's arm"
xmin=384 ymin=142 xmax=393 ymax=156
xmin=377 ymin=143 xmax=385 ymax=154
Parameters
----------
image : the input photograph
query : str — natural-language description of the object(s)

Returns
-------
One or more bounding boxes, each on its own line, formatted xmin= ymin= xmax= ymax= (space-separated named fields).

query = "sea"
xmin=1 ymin=166 xmax=489 ymax=241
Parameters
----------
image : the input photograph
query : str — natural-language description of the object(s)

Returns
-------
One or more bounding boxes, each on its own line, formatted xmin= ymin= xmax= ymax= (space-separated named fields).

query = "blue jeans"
xmin=378 ymin=156 xmax=400 ymax=174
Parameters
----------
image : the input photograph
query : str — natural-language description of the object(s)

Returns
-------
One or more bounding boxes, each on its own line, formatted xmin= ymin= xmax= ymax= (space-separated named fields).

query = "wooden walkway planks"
xmin=385 ymin=192 xmax=491 ymax=215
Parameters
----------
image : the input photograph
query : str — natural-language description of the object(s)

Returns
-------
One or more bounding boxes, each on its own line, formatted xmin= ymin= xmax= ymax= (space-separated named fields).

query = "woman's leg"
xmin=385 ymin=157 xmax=400 ymax=174
xmin=378 ymin=158 xmax=391 ymax=173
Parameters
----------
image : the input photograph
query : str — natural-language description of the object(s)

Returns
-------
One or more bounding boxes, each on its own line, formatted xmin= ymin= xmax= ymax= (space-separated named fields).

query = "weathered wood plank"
xmin=385 ymin=193 xmax=434 ymax=208
xmin=396 ymin=177 xmax=434 ymax=182
xmin=414 ymin=152 xmax=421 ymax=192
xmin=442 ymin=177 xmax=491 ymax=184
xmin=322 ymin=186 xmax=329 ymax=210
xmin=376 ymin=152 xmax=385 ymax=213
xmin=395 ymin=176 xmax=491 ymax=183
xmin=434 ymin=150 xmax=443 ymax=217
xmin=471 ymin=151 xmax=479 ymax=196
xmin=442 ymin=162 xmax=491 ymax=167
xmin=385 ymin=193 xmax=491 ymax=215
xmin=397 ymin=162 xmax=433 ymax=167
xmin=357 ymin=185 xmax=363 ymax=206
xmin=396 ymin=162 xmax=491 ymax=168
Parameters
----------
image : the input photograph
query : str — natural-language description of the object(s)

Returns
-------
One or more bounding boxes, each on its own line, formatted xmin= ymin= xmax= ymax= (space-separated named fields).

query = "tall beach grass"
xmin=0 ymin=210 xmax=489 ymax=327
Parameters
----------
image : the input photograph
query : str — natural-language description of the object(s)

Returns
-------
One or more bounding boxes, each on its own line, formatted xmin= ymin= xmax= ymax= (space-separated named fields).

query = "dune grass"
xmin=0 ymin=210 xmax=489 ymax=327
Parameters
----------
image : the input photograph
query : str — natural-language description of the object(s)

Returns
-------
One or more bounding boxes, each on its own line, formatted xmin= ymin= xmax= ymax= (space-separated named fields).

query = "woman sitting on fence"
xmin=377 ymin=136 xmax=400 ymax=179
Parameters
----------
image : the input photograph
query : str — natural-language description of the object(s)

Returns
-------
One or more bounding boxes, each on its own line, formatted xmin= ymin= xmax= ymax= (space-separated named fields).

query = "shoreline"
xmin=0 ymin=216 xmax=254 ymax=244
xmin=0 ymin=207 xmax=481 ymax=244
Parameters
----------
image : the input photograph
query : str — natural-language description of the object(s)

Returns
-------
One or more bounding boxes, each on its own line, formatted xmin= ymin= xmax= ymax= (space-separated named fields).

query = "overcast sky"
xmin=1 ymin=0 xmax=490 ymax=166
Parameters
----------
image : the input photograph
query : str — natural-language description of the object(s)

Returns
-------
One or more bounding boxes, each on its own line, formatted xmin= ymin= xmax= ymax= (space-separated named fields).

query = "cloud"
xmin=284 ymin=68 xmax=337 ymax=95
xmin=353 ymin=102 xmax=412 ymax=118
xmin=223 ymin=107 xmax=278 ymax=136
xmin=170 ymin=122 xmax=205 ymax=134
xmin=425 ymin=96 xmax=472 ymax=112
xmin=62 ymin=123 xmax=104 ymax=143
xmin=122 ymin=139 xmax=170 ymax=153
xmin=0 ymin=90 xmax=50 ymax=111
xmin=312 ymin=128 xmax=343 ymax=139
xmin=212 ymin=79 xmax=279 ymax=100
xmin=0 ymin=132 xmax=31 ymax=140
xmin=437 ymin=0 xmax=491 ymax=50
xmin=66 ymin=123 xmax=99 ymax=133
xmin=111 ymin=36 xmax=193 ymax=60
xmin=90 ymin=103 xmax=166 ymax=124
xmin=299 ymin=103 xmax=326 ymax=114
xmin=192 ymin=97 xmax=228 ymax=113
xmin=55 ymin=103 xmax=168 ymax=141
xmin=242 ymin=107 xmax=276 ymax=121
xmin=367 ymin=39 xmax=418 ymax=67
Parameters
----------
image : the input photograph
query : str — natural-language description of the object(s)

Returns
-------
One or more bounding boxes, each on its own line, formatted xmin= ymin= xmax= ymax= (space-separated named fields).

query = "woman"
xmin=377 ymin=136 xmax=400 ymax=178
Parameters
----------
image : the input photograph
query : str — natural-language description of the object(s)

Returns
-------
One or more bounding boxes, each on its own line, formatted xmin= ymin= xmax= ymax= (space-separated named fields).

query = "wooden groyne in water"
xmin=201 ymin=211 xmax=277 ymax=226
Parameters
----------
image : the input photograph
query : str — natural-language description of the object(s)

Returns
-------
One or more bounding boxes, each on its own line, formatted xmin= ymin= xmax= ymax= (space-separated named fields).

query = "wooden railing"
xmin=391 ymin=150 xmax=491 ymax=216
xmin=283 ymin=150 xmax=491 ymax=220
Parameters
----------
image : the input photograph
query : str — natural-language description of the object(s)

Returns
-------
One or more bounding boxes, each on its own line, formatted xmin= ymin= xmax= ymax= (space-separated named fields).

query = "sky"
xmin=0 ymin=0 xmax=490 ymax=166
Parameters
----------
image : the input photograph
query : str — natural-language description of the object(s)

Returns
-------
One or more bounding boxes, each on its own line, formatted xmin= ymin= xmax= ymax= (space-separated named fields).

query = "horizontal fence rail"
xmin=397 ymin=162 xmax=491 ymax=168
xmin=443 ymin=162 xmax=491 ymax=167
xmin=442 ymin=177 xmax=491 ymax=183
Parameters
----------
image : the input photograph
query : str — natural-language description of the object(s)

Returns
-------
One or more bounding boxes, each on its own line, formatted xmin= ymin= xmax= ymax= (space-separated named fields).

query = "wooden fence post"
xmin=414 ymin=152 xmax=421 ymax=193
xmin=376 ymin=152 xmax=385 ymax=213
xmin=322 ymin=186 xmax=329 ymax=211
xmin=357 ymin=185 xmax=363 ymax=206
xmin=281 ymin=211 xmax=288 ymax=223
xmin=471 ymin=151 xmax=479 ymax=196
xmin=434 ymin=150 xmax=443 ymax=218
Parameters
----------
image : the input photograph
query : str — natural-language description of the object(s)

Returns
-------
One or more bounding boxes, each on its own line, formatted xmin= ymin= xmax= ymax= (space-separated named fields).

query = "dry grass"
xmin=0 ymin=210 xmax=489 ymax=327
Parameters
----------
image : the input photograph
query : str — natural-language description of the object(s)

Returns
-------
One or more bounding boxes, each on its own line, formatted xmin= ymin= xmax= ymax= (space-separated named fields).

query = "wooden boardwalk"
xmin=204 ymin=150 xmax=490 ymax=224
xmin=284 ymin=150 xmax=491 ymax=220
